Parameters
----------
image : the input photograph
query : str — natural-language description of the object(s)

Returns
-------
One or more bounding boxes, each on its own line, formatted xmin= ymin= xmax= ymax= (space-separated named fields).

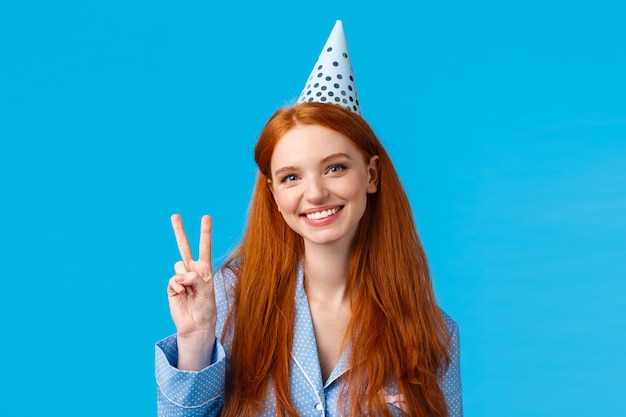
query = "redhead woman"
xmin=156 ymin=21 xmax=462 ymax=417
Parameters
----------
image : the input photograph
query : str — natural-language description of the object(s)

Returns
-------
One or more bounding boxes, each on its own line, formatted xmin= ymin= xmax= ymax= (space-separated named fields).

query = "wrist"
xmin=177 ymin=328 xmax=216 ymax=343
xmin=176 ymin=330 xmax=216 ymax=371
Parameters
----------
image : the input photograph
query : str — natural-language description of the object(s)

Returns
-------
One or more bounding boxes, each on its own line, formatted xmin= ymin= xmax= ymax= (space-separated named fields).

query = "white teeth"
xmin=306 ymin=207 xmax=340 ymax=220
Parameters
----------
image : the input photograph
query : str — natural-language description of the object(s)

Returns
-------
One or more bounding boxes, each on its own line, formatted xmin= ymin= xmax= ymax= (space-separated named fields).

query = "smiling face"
xmin=269 ymin=124 xmax=379 ymax=250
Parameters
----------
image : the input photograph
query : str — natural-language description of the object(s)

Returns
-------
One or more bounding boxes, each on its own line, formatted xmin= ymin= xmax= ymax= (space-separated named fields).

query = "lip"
xmin=301 ymin=205 xmax=343 ymax=216
xmin=301 ymin=205 xmax=344 ymax=225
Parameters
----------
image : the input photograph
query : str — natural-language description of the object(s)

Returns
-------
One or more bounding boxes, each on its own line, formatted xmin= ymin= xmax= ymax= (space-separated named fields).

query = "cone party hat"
xmin=297 ymin=20 xmax=361 ymax=115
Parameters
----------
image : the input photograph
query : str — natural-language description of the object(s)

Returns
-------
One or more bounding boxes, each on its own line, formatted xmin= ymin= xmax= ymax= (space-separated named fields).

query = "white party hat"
xmin=297 ymin=20 xmax=361 ymax=115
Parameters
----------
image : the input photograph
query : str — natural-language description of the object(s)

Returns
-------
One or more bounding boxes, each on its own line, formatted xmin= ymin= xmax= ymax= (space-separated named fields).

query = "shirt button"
xmin=315 ymin=403 xmax=323 ymax=411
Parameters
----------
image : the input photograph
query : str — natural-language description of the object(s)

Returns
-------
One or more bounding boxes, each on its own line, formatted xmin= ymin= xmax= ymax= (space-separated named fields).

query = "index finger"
xmin=171 ymin=214 xmax=193 ymax=269
xmin=198 ymin=215 xmax=212 ymax=264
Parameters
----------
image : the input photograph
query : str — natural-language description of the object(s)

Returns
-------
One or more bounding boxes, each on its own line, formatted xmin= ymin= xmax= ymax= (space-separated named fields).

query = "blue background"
xmin=1 ymin=1 xmax=625 ymax=416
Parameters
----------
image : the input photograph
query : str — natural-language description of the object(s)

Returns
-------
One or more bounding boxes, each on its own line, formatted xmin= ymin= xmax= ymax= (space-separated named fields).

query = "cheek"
xmin=345 ymin=176 xmax=370 ymax=199
xmin=272 ymin=190 xmax=293 ymax=213
xmin=274 ymin=194 xmax=301 ymax=228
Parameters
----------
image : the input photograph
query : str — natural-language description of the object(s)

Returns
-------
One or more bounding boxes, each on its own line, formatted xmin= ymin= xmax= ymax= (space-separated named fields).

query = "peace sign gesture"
xmin=167 ymin=214 xmax=217 ymax=370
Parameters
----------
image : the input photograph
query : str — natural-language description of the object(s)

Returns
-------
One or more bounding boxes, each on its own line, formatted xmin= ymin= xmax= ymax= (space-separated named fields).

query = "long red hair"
xmin=221 ymin=102 xmax=450 ymax=417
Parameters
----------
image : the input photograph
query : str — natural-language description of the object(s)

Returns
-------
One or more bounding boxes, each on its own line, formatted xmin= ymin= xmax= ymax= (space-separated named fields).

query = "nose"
xmin=304 ymin=176 xmax=329 ymax=203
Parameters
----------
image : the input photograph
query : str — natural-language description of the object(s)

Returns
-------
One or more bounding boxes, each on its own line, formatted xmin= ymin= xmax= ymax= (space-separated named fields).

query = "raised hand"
xmin=167 ymin=214 xmax=217 ymax=370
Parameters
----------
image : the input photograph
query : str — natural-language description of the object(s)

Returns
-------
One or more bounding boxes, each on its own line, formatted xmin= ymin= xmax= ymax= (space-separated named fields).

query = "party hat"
xmin=297 ymin=20 xmax=361 ymax=115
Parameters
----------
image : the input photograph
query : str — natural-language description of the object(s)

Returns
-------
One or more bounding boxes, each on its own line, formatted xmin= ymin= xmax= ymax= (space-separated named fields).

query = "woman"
xmin=156 ymin=21 xmax=462 ymax=417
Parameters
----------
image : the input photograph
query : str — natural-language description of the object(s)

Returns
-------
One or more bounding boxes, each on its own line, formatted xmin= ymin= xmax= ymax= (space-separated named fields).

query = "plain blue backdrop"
xmin=1 ymin=1 xmax=625 ymax=416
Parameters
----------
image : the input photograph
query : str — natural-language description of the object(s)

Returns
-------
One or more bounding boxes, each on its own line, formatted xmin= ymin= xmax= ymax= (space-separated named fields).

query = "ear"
xmin=267 ymin=178 xmax=282 ymax=212
xmin=366 ymin=155 xmax=380 ymax=194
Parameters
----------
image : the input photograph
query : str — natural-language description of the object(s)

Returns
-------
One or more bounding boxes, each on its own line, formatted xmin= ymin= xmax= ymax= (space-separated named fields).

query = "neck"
xmin=303 ymin=241 xmax=352 ymax=306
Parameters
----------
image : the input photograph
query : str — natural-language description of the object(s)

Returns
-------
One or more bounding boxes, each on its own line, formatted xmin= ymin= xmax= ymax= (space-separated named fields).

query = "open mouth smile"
xmin=303 ymin=206 xmax=343 ymax=220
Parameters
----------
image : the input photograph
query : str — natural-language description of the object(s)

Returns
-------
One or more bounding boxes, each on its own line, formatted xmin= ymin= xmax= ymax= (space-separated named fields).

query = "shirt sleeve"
xmin=155 ymin=267 xmax=236 ymax=416
xmin=441 ymin=313 xmax=464 ymax=417
xmin=155 ymin=334 xmax=226 ymax=417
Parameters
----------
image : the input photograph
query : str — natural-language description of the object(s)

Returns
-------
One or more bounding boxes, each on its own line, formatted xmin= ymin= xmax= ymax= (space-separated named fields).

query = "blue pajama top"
xmin=155 ymin=266 xmax=463 ymax=416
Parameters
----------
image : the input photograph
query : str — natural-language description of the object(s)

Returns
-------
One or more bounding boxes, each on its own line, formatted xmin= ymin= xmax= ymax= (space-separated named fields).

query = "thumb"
xmin=191 ymin=261 xmax=212 ymax=283
xmin=192 ymin=272 xmax=215 ymax=299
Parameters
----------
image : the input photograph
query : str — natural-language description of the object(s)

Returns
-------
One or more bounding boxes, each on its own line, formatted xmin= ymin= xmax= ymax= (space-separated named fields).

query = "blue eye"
xmin=281 ymin=174 xmax=299 ymax=183
xmin=328 ymin=164 xmax=346 ymax=174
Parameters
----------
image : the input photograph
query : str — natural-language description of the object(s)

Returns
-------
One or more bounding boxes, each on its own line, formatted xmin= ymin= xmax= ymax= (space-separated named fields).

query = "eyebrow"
xmin=273 ymin=152 xmax=352 ymax=178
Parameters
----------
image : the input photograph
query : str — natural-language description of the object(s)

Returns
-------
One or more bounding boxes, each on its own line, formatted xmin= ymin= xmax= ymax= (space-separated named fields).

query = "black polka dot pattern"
xmin=297 ymin=21 xmax=361 ymax=115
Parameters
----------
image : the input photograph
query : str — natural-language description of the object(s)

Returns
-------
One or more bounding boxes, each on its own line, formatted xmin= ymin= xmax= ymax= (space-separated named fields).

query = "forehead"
xmin=271 ymin=124 xmax=361 ymax=168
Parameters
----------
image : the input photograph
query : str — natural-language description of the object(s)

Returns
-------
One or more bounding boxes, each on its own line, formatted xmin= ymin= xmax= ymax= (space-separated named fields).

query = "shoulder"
xmin=439 ymin=309 xmax=461 ymax=350
xmin=213 ymin=265 xmax=239 ymax=341
xmin=439 ymin=309 xmax=459 ymax=333
xmin=213 ymin=265 xmax=237 ymax=298
xmin=438 ymin=309 xmax=464 ymax=415
xmin=214 ymin=264 xmax=238 ymax=289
